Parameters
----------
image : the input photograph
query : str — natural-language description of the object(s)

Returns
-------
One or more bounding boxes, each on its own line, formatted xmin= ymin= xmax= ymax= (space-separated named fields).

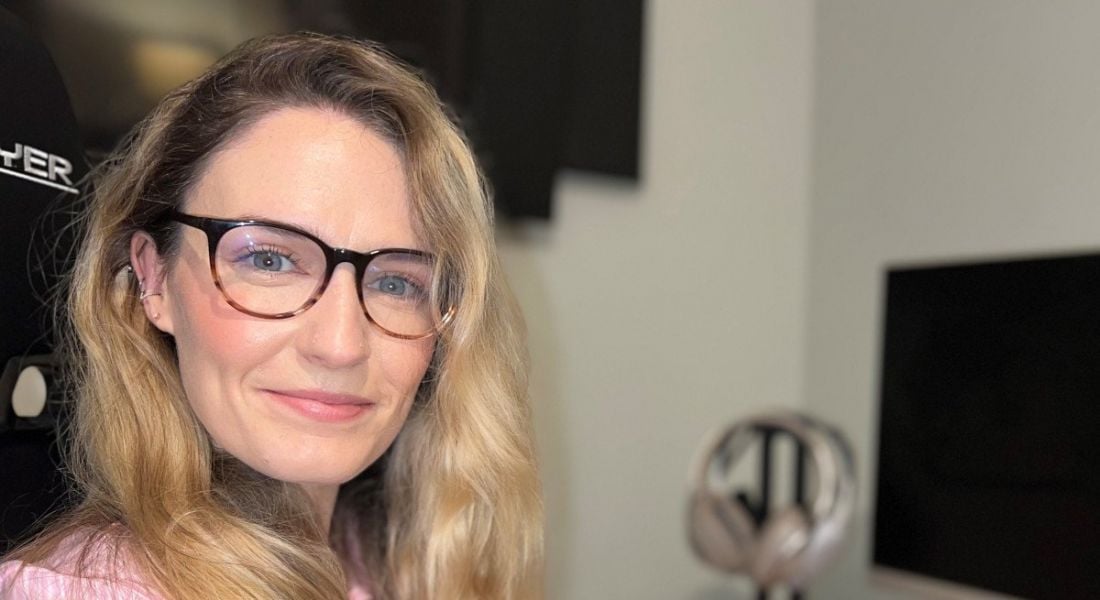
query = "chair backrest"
xmin=0 ymin=5 xmax=87 ymax=552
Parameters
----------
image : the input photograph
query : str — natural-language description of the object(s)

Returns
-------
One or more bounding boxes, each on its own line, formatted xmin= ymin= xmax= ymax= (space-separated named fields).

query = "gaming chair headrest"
xmin=0 ymin=5 xmax=86 ymax=551
xmin=0 ymin=6 xmax=86 ymax=427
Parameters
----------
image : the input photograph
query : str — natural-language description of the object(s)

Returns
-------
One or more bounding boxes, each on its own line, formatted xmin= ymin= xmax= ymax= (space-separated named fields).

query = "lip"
xmin=263 ymin=389 xmax=374 ymax=423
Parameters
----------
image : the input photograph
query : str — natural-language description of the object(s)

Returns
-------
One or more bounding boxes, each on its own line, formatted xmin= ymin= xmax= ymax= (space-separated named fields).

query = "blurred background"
xmin=7 ymin=1 xmax=1100 ymax=598
xmin=0 ymin=0 xmax=643 ymax=219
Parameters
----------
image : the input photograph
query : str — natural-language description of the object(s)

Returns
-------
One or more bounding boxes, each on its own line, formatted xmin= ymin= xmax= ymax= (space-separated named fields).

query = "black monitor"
xmin=874 ymin=253 xmax=1100 ymax=600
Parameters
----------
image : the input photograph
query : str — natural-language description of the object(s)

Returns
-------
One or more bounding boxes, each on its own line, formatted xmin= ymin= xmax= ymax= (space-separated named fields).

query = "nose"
xmin=298 ymin=263 xmax=371 ymax=368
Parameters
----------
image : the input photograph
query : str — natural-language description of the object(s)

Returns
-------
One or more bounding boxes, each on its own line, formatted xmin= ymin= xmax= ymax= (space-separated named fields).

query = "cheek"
xmin=176 ymin=311 xmax=281 ymax=380
xmin=173 ymin=292 xmax=274 ymax=374
xmin=168 ymin=265 xmax=289 ymax=426
xmin=170 ymin=255 xmax=287 ymax=358
xmin=378 ymin=337 xmax=436 ymax=401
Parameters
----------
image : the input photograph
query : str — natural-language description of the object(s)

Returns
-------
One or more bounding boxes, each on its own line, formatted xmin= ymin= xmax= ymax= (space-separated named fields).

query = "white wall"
xmin=497 ymin=1 xmax=815 ymax=598
xmin=807 ymin=1 xmax=1100 ymax=598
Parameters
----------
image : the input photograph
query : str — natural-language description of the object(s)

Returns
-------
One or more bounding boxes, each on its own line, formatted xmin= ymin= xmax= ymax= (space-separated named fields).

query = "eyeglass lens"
xmin=214 ymin=224 xmax=437 ymax=337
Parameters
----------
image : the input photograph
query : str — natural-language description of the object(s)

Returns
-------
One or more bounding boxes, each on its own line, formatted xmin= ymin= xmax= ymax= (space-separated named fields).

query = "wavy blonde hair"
xmin=8 ymin=32 xmax=542 ymax=599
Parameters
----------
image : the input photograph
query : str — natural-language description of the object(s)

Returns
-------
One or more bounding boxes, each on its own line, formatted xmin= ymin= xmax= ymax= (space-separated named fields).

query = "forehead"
xmin=184 ymin=107 xmax=419 ymax=250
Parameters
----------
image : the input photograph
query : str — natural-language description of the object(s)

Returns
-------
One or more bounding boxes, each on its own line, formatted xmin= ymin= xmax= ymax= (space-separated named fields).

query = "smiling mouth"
xmin=263 ymin=389 xmax=375 ymax=422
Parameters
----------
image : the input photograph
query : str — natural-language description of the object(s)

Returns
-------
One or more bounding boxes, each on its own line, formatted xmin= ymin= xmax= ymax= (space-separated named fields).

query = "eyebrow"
xmin=232 ymin=213 xmax=426 ymax=253
xmin=235 ymin=213 xmax=325 ymax=238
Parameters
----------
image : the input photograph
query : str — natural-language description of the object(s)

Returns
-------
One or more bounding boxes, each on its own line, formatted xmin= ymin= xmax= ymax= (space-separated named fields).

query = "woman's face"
xmin=135 ymin=107 xmax=434 ymax=487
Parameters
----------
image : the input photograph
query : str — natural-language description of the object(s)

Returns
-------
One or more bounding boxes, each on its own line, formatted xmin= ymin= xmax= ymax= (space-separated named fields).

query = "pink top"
xmin=0 ymin=530 xmax=371 ymax=599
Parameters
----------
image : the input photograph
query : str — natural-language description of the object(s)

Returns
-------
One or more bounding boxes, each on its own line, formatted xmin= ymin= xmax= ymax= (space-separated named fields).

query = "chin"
xmin=247 ymin=448 xmax=378 ymax=487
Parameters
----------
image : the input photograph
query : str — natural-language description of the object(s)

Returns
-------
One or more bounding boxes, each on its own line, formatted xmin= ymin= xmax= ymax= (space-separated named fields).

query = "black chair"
xmin=0 ymin=6 xmax=88 ymax=552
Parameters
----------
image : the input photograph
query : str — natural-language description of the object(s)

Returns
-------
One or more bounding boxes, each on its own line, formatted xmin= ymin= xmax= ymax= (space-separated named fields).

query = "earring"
xmin=138 ymin=278 xmax=162 ymax=301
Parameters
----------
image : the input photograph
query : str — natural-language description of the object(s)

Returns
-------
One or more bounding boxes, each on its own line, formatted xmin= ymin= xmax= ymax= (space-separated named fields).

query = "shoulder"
xmin=0 ymin=528 xmax=160 ymax=599
xmin=348 ymin=582 xmax=372 ymax=600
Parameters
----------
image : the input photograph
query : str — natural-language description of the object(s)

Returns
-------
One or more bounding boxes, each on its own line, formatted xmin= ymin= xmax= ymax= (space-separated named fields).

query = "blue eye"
xmin=376 ymin=275 xmax=410 ymax=296
xmin=249 ymin=250 xmax=294 ymax=272
xmin=367 ymin=273 xmax=427 ymax=302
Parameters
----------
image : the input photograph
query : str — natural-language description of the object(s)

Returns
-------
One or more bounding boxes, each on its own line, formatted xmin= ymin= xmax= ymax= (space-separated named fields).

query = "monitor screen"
xmin=874 ymin=253 xmax=1100 ymax=600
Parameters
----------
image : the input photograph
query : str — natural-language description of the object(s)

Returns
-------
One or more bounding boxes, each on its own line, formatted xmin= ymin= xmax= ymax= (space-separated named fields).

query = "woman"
xmin=0 ymin=32 xmax=542 ymax=599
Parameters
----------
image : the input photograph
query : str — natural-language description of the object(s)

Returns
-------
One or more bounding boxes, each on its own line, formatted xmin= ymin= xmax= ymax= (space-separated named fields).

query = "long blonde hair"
xmin=8 ymin=32 xmax=542 ymax=599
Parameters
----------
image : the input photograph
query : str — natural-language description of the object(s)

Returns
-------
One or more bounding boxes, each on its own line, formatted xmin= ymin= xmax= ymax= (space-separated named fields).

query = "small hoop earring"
xmin=138 ymin=278 xmax=162 ymax=301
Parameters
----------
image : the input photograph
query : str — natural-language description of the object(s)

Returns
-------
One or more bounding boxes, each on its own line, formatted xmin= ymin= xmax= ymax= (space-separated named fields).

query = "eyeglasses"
xmin=168 ymin=211 xmax=453 ymax=340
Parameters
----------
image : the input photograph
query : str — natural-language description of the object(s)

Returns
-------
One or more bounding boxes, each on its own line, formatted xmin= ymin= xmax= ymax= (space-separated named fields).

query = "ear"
xmin=130 ymin=231 xmax=175 ymax=335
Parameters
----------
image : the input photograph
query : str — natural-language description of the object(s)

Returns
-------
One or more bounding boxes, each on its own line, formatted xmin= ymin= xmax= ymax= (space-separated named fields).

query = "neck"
xmin=301 ymin=483 xmax=339 ymax=534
